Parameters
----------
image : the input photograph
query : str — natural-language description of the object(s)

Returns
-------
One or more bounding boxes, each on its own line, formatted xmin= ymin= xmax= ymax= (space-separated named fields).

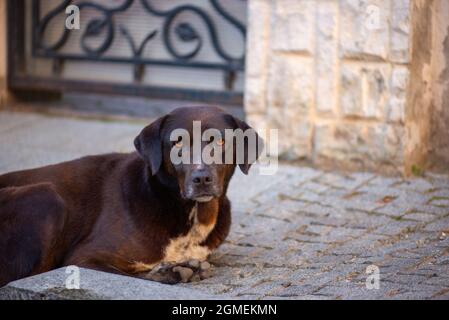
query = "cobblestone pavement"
xmin=1 ymin=111 xmax=449 ymax=300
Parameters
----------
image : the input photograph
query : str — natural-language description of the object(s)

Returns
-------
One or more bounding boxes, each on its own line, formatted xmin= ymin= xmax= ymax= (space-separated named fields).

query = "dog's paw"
xmin=144 ymin=260 xmax=213 ymax=284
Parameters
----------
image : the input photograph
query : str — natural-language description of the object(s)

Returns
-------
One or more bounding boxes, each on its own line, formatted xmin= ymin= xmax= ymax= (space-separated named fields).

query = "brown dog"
xmin=0 ymin=106 xmax=262 ymax=286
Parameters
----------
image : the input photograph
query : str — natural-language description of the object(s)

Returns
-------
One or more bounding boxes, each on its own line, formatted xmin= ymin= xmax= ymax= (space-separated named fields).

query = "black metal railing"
xmin=31 ymin=0 xmax=246 ymax=89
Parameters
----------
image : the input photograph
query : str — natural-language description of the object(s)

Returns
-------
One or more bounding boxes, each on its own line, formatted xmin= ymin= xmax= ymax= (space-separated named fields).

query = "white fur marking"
xmin=163 ymin=204 xmax=214 ymax=263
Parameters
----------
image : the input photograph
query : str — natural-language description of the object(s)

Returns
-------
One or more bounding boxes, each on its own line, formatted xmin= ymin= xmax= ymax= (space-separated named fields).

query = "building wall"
xmin=405 ymin=0 xmax=449 ymax=174
xmin=0 ymin=0 xmax=7 ymax=108
xmin=245 ymin=0 xmax=411 ymax=172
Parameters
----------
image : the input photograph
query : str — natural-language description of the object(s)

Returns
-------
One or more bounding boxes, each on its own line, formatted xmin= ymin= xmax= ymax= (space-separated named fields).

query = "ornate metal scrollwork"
xmin=32 ymin=0 xmax=246 ymax=87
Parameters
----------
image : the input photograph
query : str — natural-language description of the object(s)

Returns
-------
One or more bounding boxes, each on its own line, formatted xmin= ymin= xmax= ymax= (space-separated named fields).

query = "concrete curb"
xmin=0 ymin=267 xmax=227 ymax=300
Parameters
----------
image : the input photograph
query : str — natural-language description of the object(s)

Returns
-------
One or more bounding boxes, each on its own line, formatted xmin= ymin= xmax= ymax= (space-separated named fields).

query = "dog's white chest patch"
xmin=162 ymin=205 xmax=215 ymax=263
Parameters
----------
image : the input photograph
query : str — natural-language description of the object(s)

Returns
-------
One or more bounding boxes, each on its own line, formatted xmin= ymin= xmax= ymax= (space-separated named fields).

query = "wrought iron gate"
xmin=8 ymin=0 xmax=247 ymax=105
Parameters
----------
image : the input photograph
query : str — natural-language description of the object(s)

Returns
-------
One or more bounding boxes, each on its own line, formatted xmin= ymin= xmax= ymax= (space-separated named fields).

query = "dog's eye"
xmin=216 ymin=138 xmax=225 ymax=146
xmin=175 ymin=141 xmax=183 ymax=148
xmin=173 ymin=137 xmax=183 ymax=148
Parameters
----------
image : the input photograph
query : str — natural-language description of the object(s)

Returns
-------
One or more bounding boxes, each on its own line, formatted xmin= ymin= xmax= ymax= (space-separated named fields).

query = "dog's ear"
xmin=134 ymin=115 xmax=167 ymax=175
xmin=231 ymin=116 xmax=264 ymax=175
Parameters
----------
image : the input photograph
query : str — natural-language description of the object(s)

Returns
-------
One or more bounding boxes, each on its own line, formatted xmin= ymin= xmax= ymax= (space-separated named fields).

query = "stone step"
xmin=0 ymin=267 xmax=226 ymax=300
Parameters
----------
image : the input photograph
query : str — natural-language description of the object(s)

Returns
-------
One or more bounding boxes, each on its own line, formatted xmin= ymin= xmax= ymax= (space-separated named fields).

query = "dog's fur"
xmin=0 ymin=106 xmax=261 ymax=286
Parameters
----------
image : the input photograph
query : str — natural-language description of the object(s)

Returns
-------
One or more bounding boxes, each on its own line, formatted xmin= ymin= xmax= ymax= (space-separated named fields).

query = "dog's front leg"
xmin=138 ymin=259 xmax=213 ymax=284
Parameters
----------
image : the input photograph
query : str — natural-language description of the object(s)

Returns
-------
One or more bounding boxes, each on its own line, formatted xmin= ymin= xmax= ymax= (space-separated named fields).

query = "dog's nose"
xmin=192 ymin=170 xmax=213 ymax=186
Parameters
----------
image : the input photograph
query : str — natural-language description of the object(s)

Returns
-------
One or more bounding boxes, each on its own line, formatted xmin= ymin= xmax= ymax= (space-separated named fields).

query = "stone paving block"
xmin=434 ymin=236 xmax=449 ymax=248
xmin=382 ymin=273 xmax=430 ymax=286
xmin=267 ymin=284 xmax=321 ymax=298
xmin=425 ymin=188 xmax=449 ymax=198
xmin=300 ymin=181 xmax=330 ymax=194
xmin=330 ymin=244 xmax=373 ymax=257
xmin=321 ymin=226 xmax=366 ymax=243
xmin=396 ymin=178 xmax=435 ymax=193
xmin=365 ymin=176 xmax=404 ymax=188
xmin=339 ymin=193 xmax=386 ymax=213
xmin=403 ymin=212 xmax=436 ymax=222
xmin=298 ymin=203 xmax=336 ymax=218
xmin=426 ymin=174 xmax=449 ymax=189
xmin=428 ymin=197 xmax=449 ymax=207
xmin=423 ymin=217 xmax=449 ymax=232
xmin=421 ymin=274 xmax=449 ymax=287
xmin=315 ymin=172 xmax=374 ymax=190
xmin=314 ymin=282 xmax=385 ymax=300
xmin=413 ymin=204 xmax=449 ymax=217
xmin=386 ymin=284 xmax=445 ymax=300
xmin=343 ymin=212 xmax=393 ymax=230
xmin=309 ymin=216 xmax=350 ymax=229
xmin=228 ymin=166 xmax=287 ymax=205
xmin=281 ymin=166 xmax=323 ymax=185
xmin=372 ymin=220 xmax=420 ymax=236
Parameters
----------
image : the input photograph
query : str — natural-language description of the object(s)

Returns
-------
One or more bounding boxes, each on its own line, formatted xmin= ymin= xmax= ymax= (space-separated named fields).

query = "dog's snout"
xmin=184 ymin=166 xmax=220 ymax=201
xmin=192 ymin=170 xmax=213 ymax=186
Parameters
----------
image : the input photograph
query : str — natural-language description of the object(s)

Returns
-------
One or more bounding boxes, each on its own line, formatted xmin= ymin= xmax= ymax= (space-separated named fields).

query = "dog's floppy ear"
xmin=134 ymin=115 xmax=167 ymax=175
xmin=232 ymin=116 xmax=264 ymax=175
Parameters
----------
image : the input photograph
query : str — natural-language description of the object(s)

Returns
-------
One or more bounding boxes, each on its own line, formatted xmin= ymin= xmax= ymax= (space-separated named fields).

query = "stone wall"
xmin=245 ymin=0 xmax=412 ymax=172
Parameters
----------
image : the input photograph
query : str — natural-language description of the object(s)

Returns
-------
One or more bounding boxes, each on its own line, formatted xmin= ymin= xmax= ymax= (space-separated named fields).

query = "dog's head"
xmin=134 ymin=106 xmax=263 ymax=202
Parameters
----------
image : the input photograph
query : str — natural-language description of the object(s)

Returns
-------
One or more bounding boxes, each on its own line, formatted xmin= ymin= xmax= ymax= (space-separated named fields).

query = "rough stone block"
xmin=271 ymin=1 xmax=315 ymax=53
xmin=245 ymin=76 xmax=267 ymax=114
xmin=341 ymin=63 xmax=390 ymax=119
xmin=340 ymin=0 xmax=390 ymax=59
xmin=314 ymin=122 xmax=404 ymax=165
xmin=267 ymin=55 xmax=313 ymax=114
xmin=266 ymin=54 xmax=313 ymax=159
xmin=390 ymin=0 xmax=411 ymax=63
xmin=316 ymin=0 xmax=339 ymax=114
xmin=246 ymin=0 xmax=271 ymax=78
xmin=386 ymin=66 xmax=409 ymax=123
